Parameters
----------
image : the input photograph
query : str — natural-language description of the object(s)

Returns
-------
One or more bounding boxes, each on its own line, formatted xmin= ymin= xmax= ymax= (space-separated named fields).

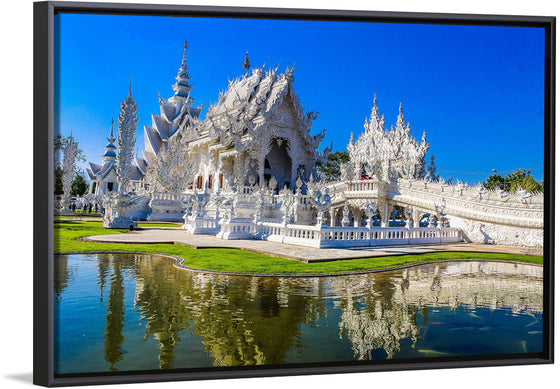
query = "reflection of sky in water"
xmin=54 ymin=254 xmax=543 ymax=374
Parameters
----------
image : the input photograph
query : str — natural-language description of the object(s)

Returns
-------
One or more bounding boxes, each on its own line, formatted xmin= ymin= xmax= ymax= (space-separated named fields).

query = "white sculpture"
xmin=57 ymin=133 xmax=80 ymax=214
xmin=364 ymin=200 xmax=377 ymax=229
xmin=312 ymin=187 xmax=332 ymax=226
xmin=146 ymin=134 xmax=193 ymax=193
xmin=116 ymin=77 xmax=138 ymax=195
xmin=347 ymin=96 xmax=429 ymax=182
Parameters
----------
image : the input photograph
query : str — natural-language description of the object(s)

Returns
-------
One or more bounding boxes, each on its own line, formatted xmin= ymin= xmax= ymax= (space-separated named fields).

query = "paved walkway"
xmin=83 ymin=227 xmax=542 ymax=263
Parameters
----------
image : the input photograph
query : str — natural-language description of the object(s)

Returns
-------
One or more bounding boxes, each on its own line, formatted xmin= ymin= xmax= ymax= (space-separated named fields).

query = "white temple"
xmin=144 ymin=39 xmax=328 ymax=195
xmin=86 ymin=39 xmax=544 ymax=248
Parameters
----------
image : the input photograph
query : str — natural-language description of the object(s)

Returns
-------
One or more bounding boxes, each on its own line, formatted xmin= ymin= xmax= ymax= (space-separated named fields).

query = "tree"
xmin=426 ymin=154 xmax=439 ymax=181
xmin=71 ymin=174 xmax=88 ymax=196
xmin=483 ymin=174 xmax=506 ymax=190
xmin=483 ymin=169 xmax=543 ymax=193
xmin=317 ymin=151 xmax=350 ymax=182
xmin=515 ymin=175 xmax=542 ymax=193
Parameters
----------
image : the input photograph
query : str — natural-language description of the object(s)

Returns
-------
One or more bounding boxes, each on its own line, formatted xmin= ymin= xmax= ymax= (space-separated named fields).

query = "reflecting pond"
xmin=54 ymin=253 xmax=543 ymax=374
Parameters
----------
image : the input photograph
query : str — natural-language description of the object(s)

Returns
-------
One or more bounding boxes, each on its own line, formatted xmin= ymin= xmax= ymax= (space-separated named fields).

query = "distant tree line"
xmin=482 ymin=169 xmax=543 ymax=193
xmin=54 ymin=167 xmax=88 ymax=196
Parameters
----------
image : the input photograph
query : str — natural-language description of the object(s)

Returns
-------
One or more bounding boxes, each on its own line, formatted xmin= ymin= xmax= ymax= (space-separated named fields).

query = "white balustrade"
xmin=217 ymin=217 xmax=460 ymax=248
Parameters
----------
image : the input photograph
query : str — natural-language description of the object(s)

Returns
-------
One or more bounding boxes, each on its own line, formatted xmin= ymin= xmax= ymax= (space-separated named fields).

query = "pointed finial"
xmin=371 ymin=93 xmax=379 ymax=119
xmin=128 ymin=74 xmax=133 ymax=96
xmin=108 ymin=118 xmax=115 ymax=143
xmin=181 ymin=38 xmax=188 ymax=69
xmin=399 ymin=102 xmax=402 ymax=114
xmin=242 ymin=50 xmax=251 ymax=72
xmin=285 ymin=61 xmax=295 ymax=81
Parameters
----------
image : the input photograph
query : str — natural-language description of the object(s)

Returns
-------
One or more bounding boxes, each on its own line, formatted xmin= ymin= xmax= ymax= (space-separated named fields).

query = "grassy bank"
xmin=54 ymin=220 xmax=543 ymax=275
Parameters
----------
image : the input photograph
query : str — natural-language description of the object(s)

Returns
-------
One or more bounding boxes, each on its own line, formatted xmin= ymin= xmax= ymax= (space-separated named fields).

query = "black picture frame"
xmin=33 ymin=1 xmax=555 ymax=387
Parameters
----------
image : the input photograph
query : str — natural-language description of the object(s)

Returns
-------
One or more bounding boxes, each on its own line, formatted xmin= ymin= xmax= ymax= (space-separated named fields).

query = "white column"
xmin=379 ymin=202 xmax=389 ymax=228
xmin=353 ymin=207 xmax=362 ymax=227
xmin=413 ymin=208 xmax=421 ymax=228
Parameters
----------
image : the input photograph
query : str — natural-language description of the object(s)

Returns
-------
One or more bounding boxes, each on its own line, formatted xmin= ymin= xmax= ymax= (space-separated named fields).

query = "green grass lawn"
xmin=54 ymin=213 xmax=102 ymax=218
xmin=54 ymin=217 xmax=181 ymax=228
xmin=54 ymin=220 xmax=543 ymax=275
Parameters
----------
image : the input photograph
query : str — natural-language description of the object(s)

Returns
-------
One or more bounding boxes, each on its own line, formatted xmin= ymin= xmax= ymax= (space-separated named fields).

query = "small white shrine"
xmin=87 ymin=118 xmax=145 ymax=196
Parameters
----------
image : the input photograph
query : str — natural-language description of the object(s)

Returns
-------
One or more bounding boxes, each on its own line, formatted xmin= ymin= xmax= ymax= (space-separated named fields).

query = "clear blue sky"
xmin=55 ymin=13 xmax=545 ymax=185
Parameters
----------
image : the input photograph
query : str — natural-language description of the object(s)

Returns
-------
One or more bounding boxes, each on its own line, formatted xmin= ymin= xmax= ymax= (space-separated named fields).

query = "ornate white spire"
xmin=242 ymin=50 xmax=251 ymax=75
xmin=108 ymin=118 xmax=115 ymax=143
xmin=101 ymin=118 xmax=117 ymax=162
xmin=173 ymin=38 xmax=191 ymax=98
xmin=371 ymin=93 xmax=379 ymax=121
xmin=285 ymin=62 xmax=296 ymax=82
xmin=349 ymin=96 xmax=430 ymax=182
xmin=395 ymin=102 xmax=405 ymax=132
xmin=62 ymin=134 xmax=78 ymax=201
xmin=116 ymin=78 xmax=138 ymax=194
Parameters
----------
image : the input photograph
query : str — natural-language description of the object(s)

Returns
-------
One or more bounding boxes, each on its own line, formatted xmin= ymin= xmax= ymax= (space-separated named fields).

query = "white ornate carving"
xmin=61 ymin=134 xmax=79 ymax=206
xmin=347 ymin=96 xmax=429 ymax=182
xmin=115 ymin=79 xmax=138 ymax=195
xmin=146 ymin=134 xmax=193 ymax=193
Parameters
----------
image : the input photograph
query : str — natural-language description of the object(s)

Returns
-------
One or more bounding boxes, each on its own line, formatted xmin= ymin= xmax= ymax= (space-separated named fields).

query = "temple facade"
xmin=143 ymin=40 xmax=328 ymax=196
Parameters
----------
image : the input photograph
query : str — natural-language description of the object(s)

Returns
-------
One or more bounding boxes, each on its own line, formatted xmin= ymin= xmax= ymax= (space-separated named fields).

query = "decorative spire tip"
xmin=242 ymin=50 xmax=251 ymax=72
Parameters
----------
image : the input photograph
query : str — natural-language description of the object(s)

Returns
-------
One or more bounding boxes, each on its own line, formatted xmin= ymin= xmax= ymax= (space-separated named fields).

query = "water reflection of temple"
xmin=133 ymin=257 xmax=327 ymax=367
xmin=134 ymin=257 xmax=542 ymax=366
xmin=56 ymin=254 xmax=542 ymax=370
xmin=393 ymin=262 xmax=543 ymax=312
xmin=329 ymin=262 xmax=542 ymax=360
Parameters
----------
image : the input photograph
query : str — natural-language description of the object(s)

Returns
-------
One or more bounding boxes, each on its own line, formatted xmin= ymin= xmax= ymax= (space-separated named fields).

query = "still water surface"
xmin=54 ymin=253 xmax=543 ymax=374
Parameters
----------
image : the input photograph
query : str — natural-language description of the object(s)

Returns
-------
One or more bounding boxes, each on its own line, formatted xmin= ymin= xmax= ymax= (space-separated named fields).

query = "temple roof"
xmin=204 ymin=66 xmax=292 ymax=123
xmin=143 ymin=39 xmax=202 ymax=158
xmin=136 ymin=156 xmax=148 ymax=175
xmin=87 ymin=161 xmax=116 ymax=181
xmin=199 ymin=63 xmax=326 ymax=159
xmin=101 ymin=149 xmax=117 ymax=159
xmin=128 ymin=165 xmax=144 ymax=181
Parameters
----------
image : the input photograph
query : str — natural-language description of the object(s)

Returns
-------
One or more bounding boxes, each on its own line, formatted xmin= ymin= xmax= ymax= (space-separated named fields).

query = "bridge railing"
xmin=150 ymin=192 xmax=191 ymax=203
xmin=348 ymin=180 xmax=377 ymax=192
xmin=342 ymin=178 xmax=544 ymax=209
xmin=217 ymin=217 xmax=461 ymax=248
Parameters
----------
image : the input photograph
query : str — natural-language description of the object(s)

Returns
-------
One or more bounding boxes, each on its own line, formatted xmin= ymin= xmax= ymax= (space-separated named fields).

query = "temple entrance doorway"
xmin=265 ymin=138 xmax=292 ymax=190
